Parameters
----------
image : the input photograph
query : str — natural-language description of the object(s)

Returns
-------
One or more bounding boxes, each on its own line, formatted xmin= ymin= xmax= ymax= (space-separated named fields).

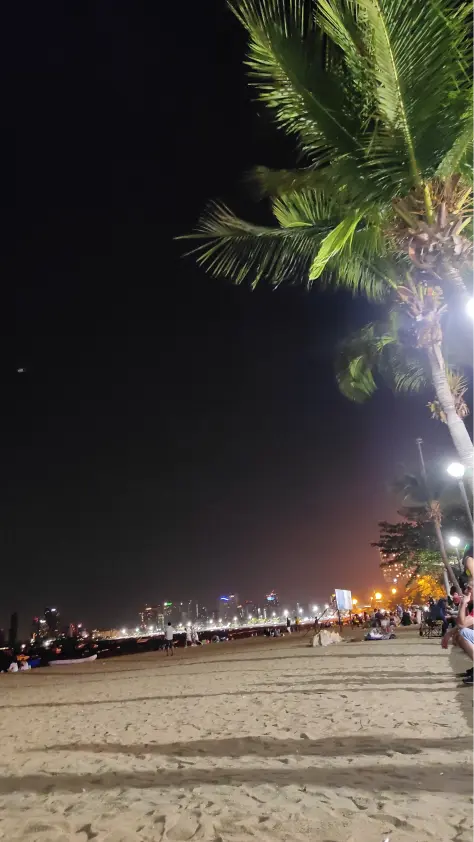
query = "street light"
xmin=375 ymin=592 xmax=382 ymax=601
xmin=324 ymin=603 xmax=329 ymax=609
xmin=466 ymin=298 xmax=474 ymax=319
xmin=312 ymin=604 xmax=319 ymax=613
xmin=352 ymin=598 xmax=358 ymax=606
xmin=283 ymin=610 xmax=289 ymax=617
xmin=298 ymin=607 xmax=303 ymax=614
xmin=449 ymin=535 xmax=461 ymax=548
xmin=447 ymin=463 xmax=473 ymax=530
xmin=391 ymin=588 xmax=397 ymax=595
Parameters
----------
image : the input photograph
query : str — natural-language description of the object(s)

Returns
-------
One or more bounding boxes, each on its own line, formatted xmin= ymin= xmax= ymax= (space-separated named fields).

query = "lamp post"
xmin=447 ymin=463 xmax=474 ymax=531
xmin=416 ymin=438 xmax=460 ymax=592
xmin=448 ymin=534 xmax=461 ymax=560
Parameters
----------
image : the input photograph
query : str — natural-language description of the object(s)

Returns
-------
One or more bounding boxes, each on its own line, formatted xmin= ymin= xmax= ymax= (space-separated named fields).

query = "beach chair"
xmin=419 ymin=618 xmax=443 ymax=638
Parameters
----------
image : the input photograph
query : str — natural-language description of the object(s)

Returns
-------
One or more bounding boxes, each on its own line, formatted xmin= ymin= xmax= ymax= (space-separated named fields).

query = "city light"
xmin=121 ymin=628 xmax=126 ymax=635
xmin=233 ymin=616 xmax=238 ymax=622
xmin=135 ymin=627 xmax=139 ymax=633
xmin=466 ymin=298 xmax=474 ymax=319
xmin=375 ymin=592 xmax=382 ymax=600
xmin=298 ymin=607 xmax=303 ymax=614
xmin=283 ymin=610 xmax=289 ymax=617
xmin=272 ymin=611 xmax=276 ymax=617
xmin=391 ymin=588 xmax=397 ymax=594
xmin=312 ymin=605 xmax=318 ymax=613
xmin=352 ymin=598 xmax=358 ymax=606
xmin=324 ymin=603 xmax=329 ymax=609
xmin=449 ymin=535 xmax=461 ymax=548
xmin=447 ymin=462 xmax=465 ymax=478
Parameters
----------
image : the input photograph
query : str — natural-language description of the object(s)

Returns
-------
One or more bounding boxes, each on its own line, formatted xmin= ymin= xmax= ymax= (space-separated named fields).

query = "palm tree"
xmin=183 ymin=0 xmax=473 ymax=486
xmin=393 ymin=469 xmax=461 ymax=590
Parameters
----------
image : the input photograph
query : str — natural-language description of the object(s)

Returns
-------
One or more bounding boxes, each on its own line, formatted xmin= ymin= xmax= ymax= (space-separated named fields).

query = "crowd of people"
xmin=440 ymin=543 xmax=473 ymax=685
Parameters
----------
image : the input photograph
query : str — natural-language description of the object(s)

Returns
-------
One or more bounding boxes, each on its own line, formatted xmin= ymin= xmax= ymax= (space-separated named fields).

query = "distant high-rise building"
xmin=379 ymin=552 xmax=412 ymax=585
xmin=218 ymin=593 xmax=240 ymax=623
xmin=44 ymin=607 xmax=60 ymax=637
xmin=265 ymin=590 xmax=279 ymax=608
xmin=139 ymin=605 xmax=164 ymax=631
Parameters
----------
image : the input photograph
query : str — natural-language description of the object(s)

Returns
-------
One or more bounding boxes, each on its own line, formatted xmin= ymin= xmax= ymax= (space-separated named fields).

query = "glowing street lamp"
xmin=324 ymin=603 xmax=329 ymax=610
xmin=391 ymin=588 xmax=397 ymax=595
xmin=312 ymin=604 xmax=319 ymax=613
xmin=447 ymin=464 xmax=473 ymax=529
xmin=466 ymin=298 xmax=474 ymax=319
xmin=352 ymin=598 xmax=358 ymax=606
xmin=449 ymin=535 xmax=461 ymax=548
xmin=375 ymin=592 xmax=382 ymax=601
xmin=283 ymin=610 xmax=289 ymax=617
xmin=298 ymin=607 xmax=303 ymax=614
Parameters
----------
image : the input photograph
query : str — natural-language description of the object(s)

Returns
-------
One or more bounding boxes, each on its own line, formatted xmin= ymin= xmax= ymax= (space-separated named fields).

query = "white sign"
xmin=335 ymin=589 xmax=352 ymax=611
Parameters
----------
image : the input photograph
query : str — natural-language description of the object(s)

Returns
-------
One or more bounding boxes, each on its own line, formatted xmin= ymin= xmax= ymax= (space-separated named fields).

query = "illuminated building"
xmin=218 ymin=594 xmax=240 ymax=623
xmin=139 ymin=605 xmax=164 ymax=630
xmin=379 ymin=552 xmax=412 ymax=585
xmin=31 ymin=616 xmax=48 ymax=643
xmin=44 ymin=607 xmax=60 ymax=637
xmin=265 ymin=590 xmax=279 ymax=608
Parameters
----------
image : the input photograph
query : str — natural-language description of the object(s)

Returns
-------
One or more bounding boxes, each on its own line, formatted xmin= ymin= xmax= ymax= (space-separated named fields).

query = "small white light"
xmin=121 ymin=628 xmax=126 ymax=635
xmin=449 ymin=535 xmax=461 ymax=548
xmin=312 ymin=605 xmax=318 ymax=613
xmin=447 ymin=462 xmax=465 ymax=478
xmin=324 ymin=603 xmax=329 ymax=609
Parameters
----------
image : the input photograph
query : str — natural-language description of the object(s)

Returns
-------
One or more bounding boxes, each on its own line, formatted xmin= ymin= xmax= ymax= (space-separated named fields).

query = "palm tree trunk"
xmin=433 ymin=517 xmax=461 ymax=593
xmin=427 ymin=343 xmax=473 ymax=492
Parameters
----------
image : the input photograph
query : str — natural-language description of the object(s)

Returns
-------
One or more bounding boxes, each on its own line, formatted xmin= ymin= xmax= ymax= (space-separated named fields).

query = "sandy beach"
xmin=0 ymin=632 xmax=471 ymax=842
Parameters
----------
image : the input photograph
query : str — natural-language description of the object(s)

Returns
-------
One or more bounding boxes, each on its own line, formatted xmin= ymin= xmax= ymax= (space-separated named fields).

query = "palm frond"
xmin=309 ymin=210 xmax=364 ymax=279
xmin=248 ymin=165 xmax=330 ymax=198
xmin=335 ymin=321 xmax=397 ymax=401
xmin=436 ymin=103 xmax=474 ymax=180
xmin=357 ymin=0 xmax=473 ymax=184
xmin=230 ymin=0 xmax=364 ymax=165
xmin=184 ymin=191 xmax=396 ymax=298
xmin=181 ymin=198 xmax=333 ymax=288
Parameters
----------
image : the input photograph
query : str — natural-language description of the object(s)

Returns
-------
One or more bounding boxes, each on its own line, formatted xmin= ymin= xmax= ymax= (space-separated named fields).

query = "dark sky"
xmin=1 ymin=1 xmax=460 ymax=632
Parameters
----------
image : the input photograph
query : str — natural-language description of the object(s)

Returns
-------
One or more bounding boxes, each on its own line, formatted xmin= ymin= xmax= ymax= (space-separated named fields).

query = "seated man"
xmin=456 ymin=585 xmax=473 ymax=685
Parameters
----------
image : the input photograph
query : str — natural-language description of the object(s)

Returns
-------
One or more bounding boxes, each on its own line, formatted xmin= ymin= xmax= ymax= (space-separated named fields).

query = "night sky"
xmin=2 ymin=1 xmax=460 ymax=633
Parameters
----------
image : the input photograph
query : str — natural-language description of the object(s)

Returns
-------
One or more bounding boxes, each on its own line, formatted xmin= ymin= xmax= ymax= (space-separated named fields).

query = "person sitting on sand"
xmin=164 ymin=622 xmax=175 ymax=656
xmin=456 ymin=585 xmax=473 ymax=685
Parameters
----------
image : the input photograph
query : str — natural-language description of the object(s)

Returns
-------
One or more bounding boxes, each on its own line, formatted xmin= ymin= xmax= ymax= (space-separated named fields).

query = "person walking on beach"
xmin=165 ymin=622 xmax=175 ymax=656
xmin=185 ymin=624 xmax=192 ymax=647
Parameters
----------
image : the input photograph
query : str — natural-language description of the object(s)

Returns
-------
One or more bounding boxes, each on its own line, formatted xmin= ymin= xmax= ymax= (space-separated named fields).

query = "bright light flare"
xmin=466 ymin=298 xmax=474 ymax=319
xmin=447 ymin=462 xmax=465 ymax=478
xmin=449 ymin=535 xmax=461 ymax=548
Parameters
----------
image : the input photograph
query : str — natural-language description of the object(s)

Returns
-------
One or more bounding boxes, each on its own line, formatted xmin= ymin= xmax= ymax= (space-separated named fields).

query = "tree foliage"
xmin=405 ymin=574 xmax=445 ymax=603
xmin=182 ymin=0 xmax=473 ymax=469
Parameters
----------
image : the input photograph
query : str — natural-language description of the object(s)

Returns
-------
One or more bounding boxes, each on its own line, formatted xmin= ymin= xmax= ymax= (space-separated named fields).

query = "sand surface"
xmin=0 ymin=632 xmax=471 ymax=842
